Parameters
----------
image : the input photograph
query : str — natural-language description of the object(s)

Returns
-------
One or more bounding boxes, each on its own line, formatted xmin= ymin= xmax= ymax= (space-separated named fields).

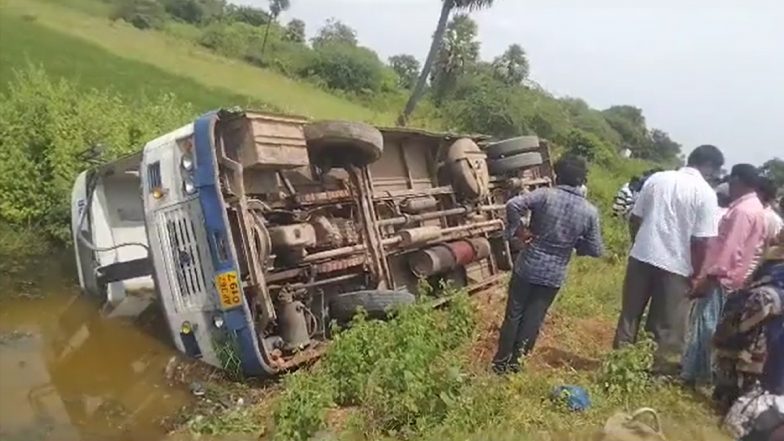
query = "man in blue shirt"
xmin=492 ymin=155 xmax=604 ymax=374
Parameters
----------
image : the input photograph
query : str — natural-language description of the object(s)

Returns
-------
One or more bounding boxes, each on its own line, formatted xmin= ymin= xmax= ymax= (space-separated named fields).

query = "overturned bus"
xmin=71 ymin=109 xmax=553 ymax=376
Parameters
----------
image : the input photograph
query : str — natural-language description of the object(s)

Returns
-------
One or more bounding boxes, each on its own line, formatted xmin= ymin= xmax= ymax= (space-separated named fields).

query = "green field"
xmin=0 ymin=14 xmax=255 ymax=111
xmin=0 ymin=0 xmax=386 ymax=121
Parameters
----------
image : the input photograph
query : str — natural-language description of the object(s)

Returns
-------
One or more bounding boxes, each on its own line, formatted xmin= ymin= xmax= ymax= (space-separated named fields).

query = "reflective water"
xmin=0 ymin=254 xmax=191 ymax=441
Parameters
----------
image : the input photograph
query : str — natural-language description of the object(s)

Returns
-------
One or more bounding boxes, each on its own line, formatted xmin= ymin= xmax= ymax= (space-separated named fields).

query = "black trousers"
xmin=493 ymin=273 xmax=559 ymax=367
xmin=612 ymin=257 xmax=690 ymax=359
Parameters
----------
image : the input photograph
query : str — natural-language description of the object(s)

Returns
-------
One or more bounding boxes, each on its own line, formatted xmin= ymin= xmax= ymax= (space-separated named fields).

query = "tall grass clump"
xmin=0 ymin=65 xmax=194 ymax=241
xmin=272 ymin=291 xmax=475 ymax=441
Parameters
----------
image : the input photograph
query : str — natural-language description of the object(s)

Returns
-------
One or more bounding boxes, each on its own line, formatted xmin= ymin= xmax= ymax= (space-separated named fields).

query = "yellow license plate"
xmin=216 ymin=272 xmax=242 ymax=309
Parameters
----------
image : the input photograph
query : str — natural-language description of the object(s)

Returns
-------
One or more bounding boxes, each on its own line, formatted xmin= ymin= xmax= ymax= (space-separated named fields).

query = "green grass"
xmin=0 ymin=13 xmax=254 ymax=112
xmin=0 ymin=0 xmax=389 ymax=122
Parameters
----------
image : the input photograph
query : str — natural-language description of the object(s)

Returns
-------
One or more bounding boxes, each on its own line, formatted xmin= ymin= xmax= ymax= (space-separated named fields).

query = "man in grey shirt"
xmin=492 ymin=155 xmax=604 ymax=374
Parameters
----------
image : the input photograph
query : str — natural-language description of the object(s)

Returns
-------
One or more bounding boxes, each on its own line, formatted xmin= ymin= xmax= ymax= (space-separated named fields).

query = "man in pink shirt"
xmin=681 ymin=164 xmax=768 ymax=384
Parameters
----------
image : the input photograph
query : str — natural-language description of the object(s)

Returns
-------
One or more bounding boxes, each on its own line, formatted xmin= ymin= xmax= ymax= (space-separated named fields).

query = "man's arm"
xmin=505 ymin=188 xmax=547 ymax=241
xmin=576 ymin=210 xmax=604 ymax=257
xmin=629 ymin=214 xmax=643 ymax=243
xmin=690 ymin=188 xmax=720 ymax=279
xmin=627 ymin=177 xmax=656 ymax=242
xmin=690 ymin=237 xmax=711 ymax=283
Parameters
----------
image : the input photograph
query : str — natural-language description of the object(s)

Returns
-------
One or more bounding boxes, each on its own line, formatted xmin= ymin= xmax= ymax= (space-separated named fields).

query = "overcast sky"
xmin=236 ymin=0 xmax=782 ymax=167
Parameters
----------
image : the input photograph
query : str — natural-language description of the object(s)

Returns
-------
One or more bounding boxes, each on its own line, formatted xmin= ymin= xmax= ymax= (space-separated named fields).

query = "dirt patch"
xmin=324 ymin=406 xmax=358 ymax=434
xmin=467 ymin=288 xmax=615 ymax=372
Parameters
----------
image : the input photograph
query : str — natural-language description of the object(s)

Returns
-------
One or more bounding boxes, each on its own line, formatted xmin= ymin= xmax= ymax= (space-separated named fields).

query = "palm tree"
xmin=261 ymin=0 xmax=291 ymax=59
xmin=397 ymin=0 xmax=495 ymax=126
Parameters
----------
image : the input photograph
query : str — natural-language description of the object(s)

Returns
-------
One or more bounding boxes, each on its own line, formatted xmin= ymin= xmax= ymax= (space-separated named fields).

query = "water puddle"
xmin=0 ymin=255 xmax=192 ymax=441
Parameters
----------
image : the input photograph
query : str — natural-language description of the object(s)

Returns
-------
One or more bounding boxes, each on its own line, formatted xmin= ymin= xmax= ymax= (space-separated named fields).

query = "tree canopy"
xmin=389 ymin=54 xmax=420 ymax=90
xmin=431 ymin=14 xmax=480 ymax=102
xmin=312 ymin=18 xmax=358 ymax=48
xmin=491 ymin=44 xmax=529 ymax=86
xmin=284 ymin=19 xmax=306 ymax=43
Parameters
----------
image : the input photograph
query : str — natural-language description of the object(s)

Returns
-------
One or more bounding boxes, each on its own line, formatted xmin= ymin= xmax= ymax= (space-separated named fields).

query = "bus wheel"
xmin=304 ymin=121 xmax=384 ymax=169
xmin=329 ymin=290 xmax=415 ymax=323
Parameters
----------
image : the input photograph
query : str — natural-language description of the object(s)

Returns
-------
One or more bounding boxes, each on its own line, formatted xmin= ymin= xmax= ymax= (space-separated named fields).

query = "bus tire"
xmin=329 ymin=290 xmax=415 ymax=322
xmin=304 ymin=121 xmax=384 ymax=168
xmin=484 ymin=136 xmax=540 ymax=159
xmin=487 ymin=152 xmax=543 ymax=175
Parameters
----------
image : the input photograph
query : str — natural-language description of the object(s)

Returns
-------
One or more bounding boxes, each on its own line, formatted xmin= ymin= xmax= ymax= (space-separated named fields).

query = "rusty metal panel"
xmin=225 ymin=113 xmax=310 ymax=171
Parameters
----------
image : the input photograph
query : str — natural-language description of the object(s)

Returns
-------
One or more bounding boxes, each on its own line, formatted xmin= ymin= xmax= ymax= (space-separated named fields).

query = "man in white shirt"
xmin=613 ymin=145 xmax=724 ymax=361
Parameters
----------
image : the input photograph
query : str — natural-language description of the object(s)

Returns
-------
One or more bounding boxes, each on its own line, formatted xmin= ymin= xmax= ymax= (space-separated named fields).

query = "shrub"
xmin=225 ymin=4 xmax=270 ymax=27
xmin=272 ymin=291 xmax=475 ymax=440
xmin=443 ymin=72 xmax=529 ymax=137
xmin=0 ymin=66 xmax=193 ymax=240
xmin=110 ymin=0 xmax=166 ymax=30
xmin=246 ymin=37 xmax=315 ymax=76
xmin=199 ymin=22 xmax=263 ymax=58
xmin=272 ymin=371 xmax=336 ymax=441
xmin=302 ymin=44 xmax=393 ymax=95
xmin=598 ymin=334 xmax=656 ymax=397
xmin=562 ymin=128 xmax=617 ymax=166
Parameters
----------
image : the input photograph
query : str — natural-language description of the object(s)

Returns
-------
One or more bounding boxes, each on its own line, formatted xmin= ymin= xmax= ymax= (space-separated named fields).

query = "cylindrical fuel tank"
xmin=410 ymin=245 xmax=457 ymax=277
xmin=467 ymin=237 xmax=492 ymax=260
xmin=445 ymin=240 xmax=476 ymax=266
xmin=278 ymin=299 xmax=311 ymax=351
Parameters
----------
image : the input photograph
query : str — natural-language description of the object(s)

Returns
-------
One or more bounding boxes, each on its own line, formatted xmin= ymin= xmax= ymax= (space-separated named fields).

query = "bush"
xmin=272 ymin=291 xmax=475 ymax=440
xmin=199 ymin=22 xmax=263 ymax=58
xmin=301 ymin=44 xmax=394 ymax=95
xmin=562 ymin=128 xmax=617 ymax=166
xmin=110 ymin=0 xmax=166 ymax=30
xmin=245 ymin=37 xmax=315 ymax=77
xmin=442 ymin=72 xmax=529 ymax=137
xmin=598 ymin=334 xmax=656 ymax=397
xmin=224 ymin=4 xmax=270 ymax=27
xmin=0 ymin=66 xmax=193 ymax=240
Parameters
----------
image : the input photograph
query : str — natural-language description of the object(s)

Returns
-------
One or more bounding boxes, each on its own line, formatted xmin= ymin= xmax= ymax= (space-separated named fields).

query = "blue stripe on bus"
xmin=193 ymin=112 xmax=267 ymax=376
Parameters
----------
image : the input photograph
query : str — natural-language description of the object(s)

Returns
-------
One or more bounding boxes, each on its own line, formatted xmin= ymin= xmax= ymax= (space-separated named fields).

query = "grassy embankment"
xmin=0 ymin=1 xmax=729 ymax=440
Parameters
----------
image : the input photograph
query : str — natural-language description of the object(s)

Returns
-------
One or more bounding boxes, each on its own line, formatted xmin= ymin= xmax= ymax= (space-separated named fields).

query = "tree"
xmin=442 ymin=70 xmax=528 ymax=138
xmin=110 ymin=0 xmax=167 ymax=30
xmin=261 ymin=0 xmax=290 ymax=57
xmin=760 ymin=158 xmax=784 ymax=189
xmin=491 ymin=43 xmax=529 ymax=85
xmin=160 ymin=0 xmax=225 ymax=24
xmin=389 ymin=54 xmax=420 ymax=89
xmin=225 ymin=4 xmax=270 ymax=26
xmin=397 ymin=0 xmax=495 ymax=126
xmin=305 ymin=45 xmax=387 ymax=94
xmin=563 ymin=129 xmax=615 ymax=165
xmin=647 ymin=128 xmax=682 ymax=165
xmin=430 ymin=14 xmax=480 ymax=102
xmin=311 ymin=18 xmax=358 ymax=48
xmin=284 ymin=18 xmax=306 ymax=43
xmin=602 ymin=105 xmax=650 ymax=152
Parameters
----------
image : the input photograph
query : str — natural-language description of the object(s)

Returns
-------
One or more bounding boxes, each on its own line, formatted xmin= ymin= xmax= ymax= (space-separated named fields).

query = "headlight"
xmin=213 ymin=315 xmax=225 ymax=328
xmin=181 ymin=154 xmax=194 ymax=172
xmin=183 ymin=177 xmax=197 ymax=195
xmin=181 ymin=321 xmax=193 ymax=334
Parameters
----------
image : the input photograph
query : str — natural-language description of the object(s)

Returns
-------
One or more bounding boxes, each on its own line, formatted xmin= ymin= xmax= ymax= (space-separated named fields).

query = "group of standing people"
xmin=492 ymin=146 xmax=783 ymax=440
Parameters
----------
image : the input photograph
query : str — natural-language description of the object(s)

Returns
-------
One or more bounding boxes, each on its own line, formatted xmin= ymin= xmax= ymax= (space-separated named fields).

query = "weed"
xmin=272 ymin=291 xmax=476 ymax=440
xmin=272 ymin=371 xmax=336 ymax=441
xmin=214 ymin=333 xmax=244 ymax=382
xmin=187 ymin=406 xmax=264 ymax=436
xmin=598 ymin=334 xmax=656 ymax=398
